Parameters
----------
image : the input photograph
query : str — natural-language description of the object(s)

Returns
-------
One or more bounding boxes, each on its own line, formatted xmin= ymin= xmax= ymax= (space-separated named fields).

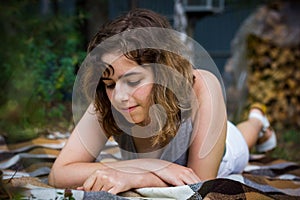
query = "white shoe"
xmin=248 ymin=103 xmax=277 ymax=153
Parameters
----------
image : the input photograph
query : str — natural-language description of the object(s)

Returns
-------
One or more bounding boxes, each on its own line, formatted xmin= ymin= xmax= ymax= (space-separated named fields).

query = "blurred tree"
xmin=0 ymin=0 xmax=86 ymax=142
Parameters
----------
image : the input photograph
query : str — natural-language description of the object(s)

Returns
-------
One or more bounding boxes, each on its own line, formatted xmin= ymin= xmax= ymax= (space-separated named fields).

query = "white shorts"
xmin=217 ymin=121 xmax=249 ymax=177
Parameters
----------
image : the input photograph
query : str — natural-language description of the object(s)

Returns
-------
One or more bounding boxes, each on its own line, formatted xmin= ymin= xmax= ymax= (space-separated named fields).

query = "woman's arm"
xmin=187 ymin=69 xmax=227 ymax=180
xmin=48 ymin=104 xmax=110 ymax=188
xmin=77 ymin=166 xmax=169 ymax=194
xmin=103 ymin=158 xmax=201 ymax=186
xmin=48 ymin=105 xmax=171 ymax=190
xmin=49 ymin=101 xmax=202 ymax=191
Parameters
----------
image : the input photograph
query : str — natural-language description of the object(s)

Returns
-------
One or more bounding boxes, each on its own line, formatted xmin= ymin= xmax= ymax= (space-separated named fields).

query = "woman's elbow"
xmin=48 ymin=167 xmax=59 ymax=187
xmin=48 ymin=165 xmax=64 ymax=188
xmin=48 ymin=171 xmax=55 ymax=187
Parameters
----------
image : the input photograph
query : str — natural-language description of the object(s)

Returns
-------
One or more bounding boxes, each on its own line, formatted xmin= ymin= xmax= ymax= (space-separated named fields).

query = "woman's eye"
xmin=105 ymin=83 xmax=115 ymax=89
xmin=127 ymin=80 xmax=141 ymax=87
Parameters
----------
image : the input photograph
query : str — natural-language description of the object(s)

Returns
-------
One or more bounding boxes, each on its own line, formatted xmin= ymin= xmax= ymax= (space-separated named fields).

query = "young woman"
xmin=48 ymin=8 xmax=276 ymax=194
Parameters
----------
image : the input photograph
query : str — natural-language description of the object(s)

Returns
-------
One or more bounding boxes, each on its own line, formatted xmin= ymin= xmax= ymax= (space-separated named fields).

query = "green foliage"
xmin=269 ymin=129 xmax=300 ymax=162
xmin=282 ymin=129 xmax=300 ymax=143
xmin=0 ymin=1 xmax=86 ymax=142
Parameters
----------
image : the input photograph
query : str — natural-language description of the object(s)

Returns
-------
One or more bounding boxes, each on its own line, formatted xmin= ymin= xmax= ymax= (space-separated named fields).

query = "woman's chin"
xmin=125 ymin=117 xmax=150 ymax=127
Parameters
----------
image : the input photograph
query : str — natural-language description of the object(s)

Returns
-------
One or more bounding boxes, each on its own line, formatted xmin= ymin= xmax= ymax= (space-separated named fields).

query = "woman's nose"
xmin=113 ymin=82 xmax=130 ymax=102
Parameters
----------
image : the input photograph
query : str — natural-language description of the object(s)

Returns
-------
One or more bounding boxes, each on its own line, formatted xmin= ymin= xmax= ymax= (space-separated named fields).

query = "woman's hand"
xmin=104 ymin=159 xmax=201 ymax=187
xmin=77 ymin=167 xmax=137 ymax=194
xmin=153 ymin=163 xmax=201 ymax=186
xmin=77 ymin=166 xmax=168 ymax=194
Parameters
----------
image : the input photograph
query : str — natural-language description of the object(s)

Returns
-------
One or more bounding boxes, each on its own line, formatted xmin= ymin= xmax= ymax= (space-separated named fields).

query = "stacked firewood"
xmin=246 ymin=34 xmax=300 ymax=130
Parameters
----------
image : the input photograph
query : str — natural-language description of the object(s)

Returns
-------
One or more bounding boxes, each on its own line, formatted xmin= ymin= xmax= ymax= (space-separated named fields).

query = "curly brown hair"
xmin=85 ymin=8 xmax=194 ymax=146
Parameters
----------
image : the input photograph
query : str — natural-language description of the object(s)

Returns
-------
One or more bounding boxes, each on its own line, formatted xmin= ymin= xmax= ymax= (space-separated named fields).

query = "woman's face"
xmin=101 ymin=54 xmax=154 ymax=125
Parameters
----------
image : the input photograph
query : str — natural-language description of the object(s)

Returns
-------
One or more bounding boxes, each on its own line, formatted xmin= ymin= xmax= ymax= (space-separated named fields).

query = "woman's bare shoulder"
xmin=193 ymin=69 xmax=220 ymax=83
xmin=191 ymin=69 xmax=225 ymax=117
xmin=193 ymin=69 xmax=224 ymax=96
xmin=192 ymin=69 xmax=221 ymax=94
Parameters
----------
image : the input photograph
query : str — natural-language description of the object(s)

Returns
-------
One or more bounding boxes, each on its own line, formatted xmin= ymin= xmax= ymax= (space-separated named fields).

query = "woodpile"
xmin=244 ymin=0 xmax=300 ymax=130
xmin=246 ymin=34 xmax=300 ymax=130
xmin=224 ymin=0 xmax=300 ymax=130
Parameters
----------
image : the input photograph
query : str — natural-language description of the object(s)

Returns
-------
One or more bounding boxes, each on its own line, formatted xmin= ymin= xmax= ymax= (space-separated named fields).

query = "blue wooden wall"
xmin=108 ymin=0 xmax=258 ymax=73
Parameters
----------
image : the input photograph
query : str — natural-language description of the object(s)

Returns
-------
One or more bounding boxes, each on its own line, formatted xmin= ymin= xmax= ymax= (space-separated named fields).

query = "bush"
xmin=0 ymin=1 xmax=86 ymax=142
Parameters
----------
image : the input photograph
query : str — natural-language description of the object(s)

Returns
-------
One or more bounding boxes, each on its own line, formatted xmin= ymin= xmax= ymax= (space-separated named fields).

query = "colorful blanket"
xmin=1 ymin=134 xmax=300 ymax=199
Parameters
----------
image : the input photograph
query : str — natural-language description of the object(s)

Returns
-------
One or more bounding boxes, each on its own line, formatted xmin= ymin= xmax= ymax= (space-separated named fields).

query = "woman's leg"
xmin=236 ymin=107 xmax=275 ymax=150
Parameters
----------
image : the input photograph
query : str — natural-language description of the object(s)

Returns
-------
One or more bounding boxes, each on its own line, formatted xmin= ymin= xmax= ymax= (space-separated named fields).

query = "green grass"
xmin=270 ymin=129 xmax=300 ymax=163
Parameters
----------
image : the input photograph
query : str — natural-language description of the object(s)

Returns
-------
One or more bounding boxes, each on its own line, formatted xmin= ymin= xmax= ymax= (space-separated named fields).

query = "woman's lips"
xmin=121 ymin=105 xmax=138 ymax=112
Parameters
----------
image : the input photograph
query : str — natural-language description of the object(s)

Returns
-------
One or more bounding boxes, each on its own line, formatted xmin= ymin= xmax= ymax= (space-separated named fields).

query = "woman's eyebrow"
xmin=101 ymin=62 xmax=114 ymax=80
xmin=101 ymin=77 xmax=112 ymax=80
xmin=102 ymin=71 xmax=143 ymax=81
xmin=121 ymin=71 xmax=142 ymax=79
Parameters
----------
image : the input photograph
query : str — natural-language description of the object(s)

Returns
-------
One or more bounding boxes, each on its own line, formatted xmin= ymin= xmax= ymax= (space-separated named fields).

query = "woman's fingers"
xmin=182 ymin=175 xmax=200 ymax=185
xmin=82 ymin=173 xmax=97 ymax=191
xmin=76 ymin=186 xmax=84 ymax=190
xmin=108 ymin=186 xmax=121 ymax=195
xmin=183 ymin=168 xmax=201 ymax=184
xmin=172 ymin=178 xmax=185 ymax=186
xmin=157 ymin=164 xmax=201 ymax=186
xmin=94 ymin=174 xmax=112 ymax=192
xmin=91 ymin=178 xmax=104 ymax=191
xmin=81 ymin=169 xmax=122 ymax=193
